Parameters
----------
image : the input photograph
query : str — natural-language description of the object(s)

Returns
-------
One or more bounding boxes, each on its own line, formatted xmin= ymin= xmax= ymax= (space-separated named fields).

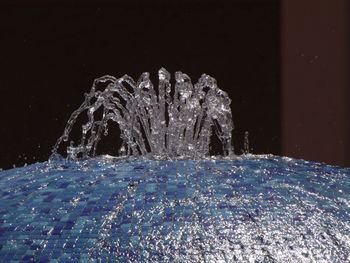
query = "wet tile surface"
xmin=0 ymin=156 xmax=349 ymax=262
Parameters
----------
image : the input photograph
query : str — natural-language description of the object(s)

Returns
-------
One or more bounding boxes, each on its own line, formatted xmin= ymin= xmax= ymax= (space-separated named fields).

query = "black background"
xmin=0 ymin=0 xmax=280 ymax=169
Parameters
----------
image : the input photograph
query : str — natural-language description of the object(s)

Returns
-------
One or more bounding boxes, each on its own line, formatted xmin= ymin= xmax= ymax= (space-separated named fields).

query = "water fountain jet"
xmin=0 ymin=69 xmax=349 ymax=262
xmin=52 ymin=68 xmax=234 ymax=160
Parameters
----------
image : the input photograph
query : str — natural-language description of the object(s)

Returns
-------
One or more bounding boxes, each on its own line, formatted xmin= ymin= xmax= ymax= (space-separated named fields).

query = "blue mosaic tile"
xmin=0 ymin=157 xmax=349 ymax=262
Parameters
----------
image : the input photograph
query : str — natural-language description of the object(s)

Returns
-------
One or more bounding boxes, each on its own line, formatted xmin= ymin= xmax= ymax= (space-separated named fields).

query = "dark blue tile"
xmin=40 ymin=208 xmax=51 ymax=214
xmin=58 ymin=182 xmax=71 ymax=188
xmin=43 ymin=195 xmax=56 ymax=202
xmin=24 ymin=239 xmax=33 ymax=245
xmin=30 ymin=244 xmax=41 ymax=250
xmin=22 ymin=255 xmax=34 ymax=260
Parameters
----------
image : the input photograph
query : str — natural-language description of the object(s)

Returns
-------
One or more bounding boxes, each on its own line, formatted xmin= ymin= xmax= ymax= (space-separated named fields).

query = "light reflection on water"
xmin=0 ymin=155 xmax=349 ymax=262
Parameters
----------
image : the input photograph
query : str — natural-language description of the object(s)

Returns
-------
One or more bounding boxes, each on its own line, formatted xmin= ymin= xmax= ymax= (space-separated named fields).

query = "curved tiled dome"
xmin=0 ymin=156 xmax=349 ymax=262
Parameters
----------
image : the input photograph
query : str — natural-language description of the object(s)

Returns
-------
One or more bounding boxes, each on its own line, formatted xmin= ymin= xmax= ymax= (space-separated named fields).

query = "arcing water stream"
xmin=51 ymin=68 xmax=234 ymax=160
xmin=0 ymin=69 xmax=349 ymax=262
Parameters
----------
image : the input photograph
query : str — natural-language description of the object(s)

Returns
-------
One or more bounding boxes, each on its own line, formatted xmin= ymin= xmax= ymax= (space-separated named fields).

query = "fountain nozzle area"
xmin=51 ymin=68 xmax=234 ymax=159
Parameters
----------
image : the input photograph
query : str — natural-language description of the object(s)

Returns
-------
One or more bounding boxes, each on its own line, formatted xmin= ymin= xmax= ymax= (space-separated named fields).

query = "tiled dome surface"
xmin=0 ymin=156 xmax=349 ymax=262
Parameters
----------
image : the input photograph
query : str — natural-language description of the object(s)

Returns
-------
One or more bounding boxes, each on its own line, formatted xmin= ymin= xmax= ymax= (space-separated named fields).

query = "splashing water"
xmin=0 ymin=156 xmax=349 ymax=262
xmin=51 ymin=68 xmax=234 ymax=160
xmin=0 ymin=69 xmax=350 ymax=262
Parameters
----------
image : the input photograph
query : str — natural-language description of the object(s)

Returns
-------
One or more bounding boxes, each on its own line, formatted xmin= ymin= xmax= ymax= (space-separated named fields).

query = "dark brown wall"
xmin=0 ymin=0 xmax=280 ymax=169
xmin=281 ymin=0 xmax=350 ymax=167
